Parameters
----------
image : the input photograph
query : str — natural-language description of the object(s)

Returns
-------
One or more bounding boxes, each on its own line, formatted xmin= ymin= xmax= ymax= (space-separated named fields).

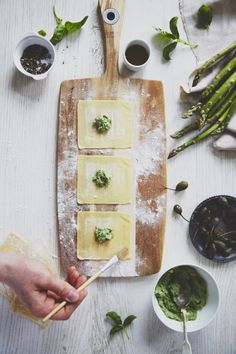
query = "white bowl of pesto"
xmin=152 ymin=264 xmax=220 ymax=332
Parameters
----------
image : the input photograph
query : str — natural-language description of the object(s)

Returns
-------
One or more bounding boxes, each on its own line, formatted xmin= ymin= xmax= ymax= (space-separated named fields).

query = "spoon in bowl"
xmin=173 ymin=293 xmax=192 ymax=354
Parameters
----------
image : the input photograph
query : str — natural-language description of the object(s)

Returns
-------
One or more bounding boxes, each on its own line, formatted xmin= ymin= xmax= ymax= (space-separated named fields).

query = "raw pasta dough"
xmin=77 ymin=100 xmax=133 ymax=148
xmin=77 ymin=211 xmax=131 ymax=260
xmin=77 ymin=155 xmax=132 ymax=204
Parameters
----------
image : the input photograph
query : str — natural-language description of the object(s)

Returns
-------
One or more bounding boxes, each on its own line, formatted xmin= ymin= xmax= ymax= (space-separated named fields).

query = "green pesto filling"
xmin=155 ymin=266 xmax=207 ymax=321
xmin=95 ymin=227 xmax=113 ymax=244
xmin=92 ymin=169 xmax=111 ymax=187
xmin=93 ymin=115 xmax=112 ymax=133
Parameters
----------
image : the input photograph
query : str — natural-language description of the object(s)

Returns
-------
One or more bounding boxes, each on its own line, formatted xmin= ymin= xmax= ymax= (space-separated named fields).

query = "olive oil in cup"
xmin=123 ymin=40 xmax=150 ymax=71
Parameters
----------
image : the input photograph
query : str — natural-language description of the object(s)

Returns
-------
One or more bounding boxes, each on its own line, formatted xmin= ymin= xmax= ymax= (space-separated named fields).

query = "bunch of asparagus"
xmin=168 ymin=41 xmax=236 ymax=159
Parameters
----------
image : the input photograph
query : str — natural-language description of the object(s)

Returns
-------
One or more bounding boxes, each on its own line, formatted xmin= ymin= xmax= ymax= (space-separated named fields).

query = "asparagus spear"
xmin=206 ymin=84 xmax=236 ymax=123
xmin=168 ymin=99 xmax=236 ymax=158
xmin=172 ymin=88 xmax=236 ymax=139
xmin=192 ymin=41 xmax=236 ymax=86
xmin=202 ymin=55 xmax=236 ymax=99
xmin=182 ymin=56 xmax=236 ymax=120
xmin=171 ymin=120 xmax=200 ymax=139
xmin=200 ymin=71 xmax=236 ymax=123
xmin=182 ymin=102 xmax=202 ymax=119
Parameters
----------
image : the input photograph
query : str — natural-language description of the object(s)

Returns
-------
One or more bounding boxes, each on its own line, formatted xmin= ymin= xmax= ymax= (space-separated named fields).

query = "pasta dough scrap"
xmin=77 ymin=100 xmax=133 ymax=148
xmin=77 ymin=155 xmax=132 ymax=204
xmin=0 ymin=233 xmax=55 ymax=327
xmin=77 ymin=211 xmax=131 ymax=260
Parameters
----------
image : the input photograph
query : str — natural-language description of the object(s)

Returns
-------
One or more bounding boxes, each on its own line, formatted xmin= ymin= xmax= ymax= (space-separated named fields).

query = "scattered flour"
xmin=135 ymin=126 xmax=165 ymax=177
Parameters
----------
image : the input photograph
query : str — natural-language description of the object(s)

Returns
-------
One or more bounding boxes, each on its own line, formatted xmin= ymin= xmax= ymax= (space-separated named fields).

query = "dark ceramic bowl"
xmin=189 ymin=195 xmax=236 ymax=263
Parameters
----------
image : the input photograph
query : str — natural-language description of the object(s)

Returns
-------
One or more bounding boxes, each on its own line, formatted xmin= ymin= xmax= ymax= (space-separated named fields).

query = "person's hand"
xmin=3 ymin=255 xmax=87 ymax=320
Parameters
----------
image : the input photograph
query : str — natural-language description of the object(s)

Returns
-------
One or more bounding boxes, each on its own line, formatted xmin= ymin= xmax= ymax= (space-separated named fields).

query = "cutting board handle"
xmin=98 ymin=0 xmax=125 ymax=79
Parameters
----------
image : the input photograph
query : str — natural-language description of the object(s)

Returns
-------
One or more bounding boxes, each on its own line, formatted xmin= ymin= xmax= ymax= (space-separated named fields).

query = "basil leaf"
xmin=65 ymin=16 xmax=88 ymax=33
xmin=156 ymin=28 xmax=176 ymax=41
xmin=106 ymin=311 xmax=122 ymax=325
xmin=169 ymin=16 xmax=179 ymax=38
xmin=38 ymin=29 xmax=47 ymax=37
xmin=110 ymin=325 xmax=123 ymax=337
xmin=163 ymin=41 xmax=177 ymax=61
xmin=50 ymin=23 xmax=67 ymax=45
xmin=53 ymin=5 xmax=63 ymax=24
xmin=197 ymin=4 xmax=213 ymax=29
xmin=123 ymin=315 xmax=137 ymax=327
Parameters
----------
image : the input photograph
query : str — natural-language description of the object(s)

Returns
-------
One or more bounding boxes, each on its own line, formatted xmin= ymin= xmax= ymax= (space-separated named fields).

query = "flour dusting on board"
xmin=57 ymin=129 xmax=78 ymax=247
xmin=136 ymin=194 xmax=166 ymax=225
xmin=135 ymin=126 xmax=165 ymax=177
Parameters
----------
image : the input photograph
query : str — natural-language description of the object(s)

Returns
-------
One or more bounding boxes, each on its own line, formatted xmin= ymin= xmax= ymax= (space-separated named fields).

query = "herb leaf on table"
xmin=106 ymin=311 xmax=122 ymax=325
xmin=106 ymin=311 xmax=137 ymax=339
xmin=50 ymin=23 xmax=67 ymax=45
xmin=40 ymin=5 xmax=88 ymax=45
xmin=197 ymin=4 xmax=213 ymax=29
xmin=169 ymin=16 xmax=179 ymax=38
xmin=163 ymin=42 xmax=177 ymax=61
xmin=65 ymin=17 xmax=88 ymax=33
xmin=155 ymin=16 xmax=197 ymax=61
xmin=123 ymin=315 xmax=137 ymax=327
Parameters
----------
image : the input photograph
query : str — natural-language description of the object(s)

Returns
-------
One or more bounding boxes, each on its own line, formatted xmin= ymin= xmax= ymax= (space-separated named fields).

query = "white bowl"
xmin=123 ymin=39 xmax=151 ymax=72
xmin=13 ymin=33 xmax=56 ymax=80
xmin=152 ymin=264 xmax=220 ymax=332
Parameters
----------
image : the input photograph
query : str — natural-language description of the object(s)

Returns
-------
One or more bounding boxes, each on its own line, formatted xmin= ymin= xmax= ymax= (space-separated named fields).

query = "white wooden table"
xmin=0 ymin=0 xmax=235 ymax=353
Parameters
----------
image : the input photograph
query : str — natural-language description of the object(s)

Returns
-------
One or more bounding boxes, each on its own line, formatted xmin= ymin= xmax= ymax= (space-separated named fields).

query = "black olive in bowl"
xmin=189 ymin=195 xmax=236 ymax=263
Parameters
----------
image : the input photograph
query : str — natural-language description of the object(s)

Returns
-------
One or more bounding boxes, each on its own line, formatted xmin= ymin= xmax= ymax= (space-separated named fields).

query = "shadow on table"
xmin=211 ymin=0 xmax=236 ymax=16
xmin=9 ymin=67 xmax=47 ymax=102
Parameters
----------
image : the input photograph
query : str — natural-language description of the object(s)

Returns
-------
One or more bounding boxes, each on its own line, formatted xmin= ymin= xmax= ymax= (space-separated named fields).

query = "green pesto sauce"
xmin=155 ymin=266 xmax=207 ymax=321
xmin=92 ymin=169 xmax=111 ymax=187
xmin=93 ymin=115 xmax=112 ymax=133
xmin=95 ymin=227 xmax=113 ymax=244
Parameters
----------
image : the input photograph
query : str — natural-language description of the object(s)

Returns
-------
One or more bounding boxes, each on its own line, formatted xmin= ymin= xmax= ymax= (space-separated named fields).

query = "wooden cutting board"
xmin=57 ymin=0 xmax=167 ymax=277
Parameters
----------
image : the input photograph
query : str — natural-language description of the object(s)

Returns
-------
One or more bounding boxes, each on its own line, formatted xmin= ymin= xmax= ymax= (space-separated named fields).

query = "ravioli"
xmin=77 ymin=211 xmax=131 ymax=260
xmin=77 ymin=100 xmax=133 ymax=148
xmin=77 ymin=155 xmax=132 ymax=204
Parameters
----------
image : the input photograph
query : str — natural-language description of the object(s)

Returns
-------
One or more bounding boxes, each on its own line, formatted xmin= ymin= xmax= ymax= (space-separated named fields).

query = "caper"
xmin=214 ymin=240 xmax=226 ymax=251
xmin=207 ymin=243 xmax=217 ymax=259
xmin=201 ymin=216 xmax=211 ymax=227
xmin=212 ymin=217 xmax=220 ymax=226
xmin=200 ymin=226 xmax=209 ymax=236
xmin=223 ymin=248 xmax=232 ymax=257
xmin=218 ymin=196 xmax=229 ymax=207
xmin=175 ymin=181 xmax=189 ymax=191
xmin=173 ymin=204 xmax=189 ymax=222
xmin=203 ymin=233 xmax=212 ymax=249
xmin=214 ymin=226 xmax=225 ymax=238
xmin=200 ymin=206 xmax=208 ymax=216
xmin=174 ymin=204 xmax=182 ymax=215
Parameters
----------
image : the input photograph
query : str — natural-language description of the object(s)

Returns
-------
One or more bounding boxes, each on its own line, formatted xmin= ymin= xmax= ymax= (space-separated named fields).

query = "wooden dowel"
xmin=42 ymin=270 xmax=102 ymax=323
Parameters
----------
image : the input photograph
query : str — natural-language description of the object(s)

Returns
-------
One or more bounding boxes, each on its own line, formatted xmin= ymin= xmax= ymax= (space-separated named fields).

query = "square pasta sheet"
xmin=77 ymin=155 xmax=132 ymax=204
xmin=77 ymin=211 xmax=131 ymax=260
xmin=77 ymin=100 xmax=133 ymax=148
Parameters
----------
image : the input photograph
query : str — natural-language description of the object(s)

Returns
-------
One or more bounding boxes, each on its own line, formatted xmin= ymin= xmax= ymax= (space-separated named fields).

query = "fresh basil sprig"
xmin=50 ymin=5 xmax=88 ymax=45
xmin=197 ymin=4 xmax=213 ymax=29
xmin=106 ymin=311 xmax=137 ymax=339
xmin=155 ymin=16 xmax=197 ymax=61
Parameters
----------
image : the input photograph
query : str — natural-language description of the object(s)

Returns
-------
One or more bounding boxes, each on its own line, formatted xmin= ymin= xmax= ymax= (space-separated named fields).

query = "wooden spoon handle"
xmin=98 ymin=0 xmax=125 ymax=79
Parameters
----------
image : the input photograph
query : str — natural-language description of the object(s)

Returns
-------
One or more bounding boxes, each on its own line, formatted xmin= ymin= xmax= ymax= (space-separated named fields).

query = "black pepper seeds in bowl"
xmin=189 ymin=195 xmax=236 ymax=262
xmin=20 ymin=44 xmax=52 ymax=75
